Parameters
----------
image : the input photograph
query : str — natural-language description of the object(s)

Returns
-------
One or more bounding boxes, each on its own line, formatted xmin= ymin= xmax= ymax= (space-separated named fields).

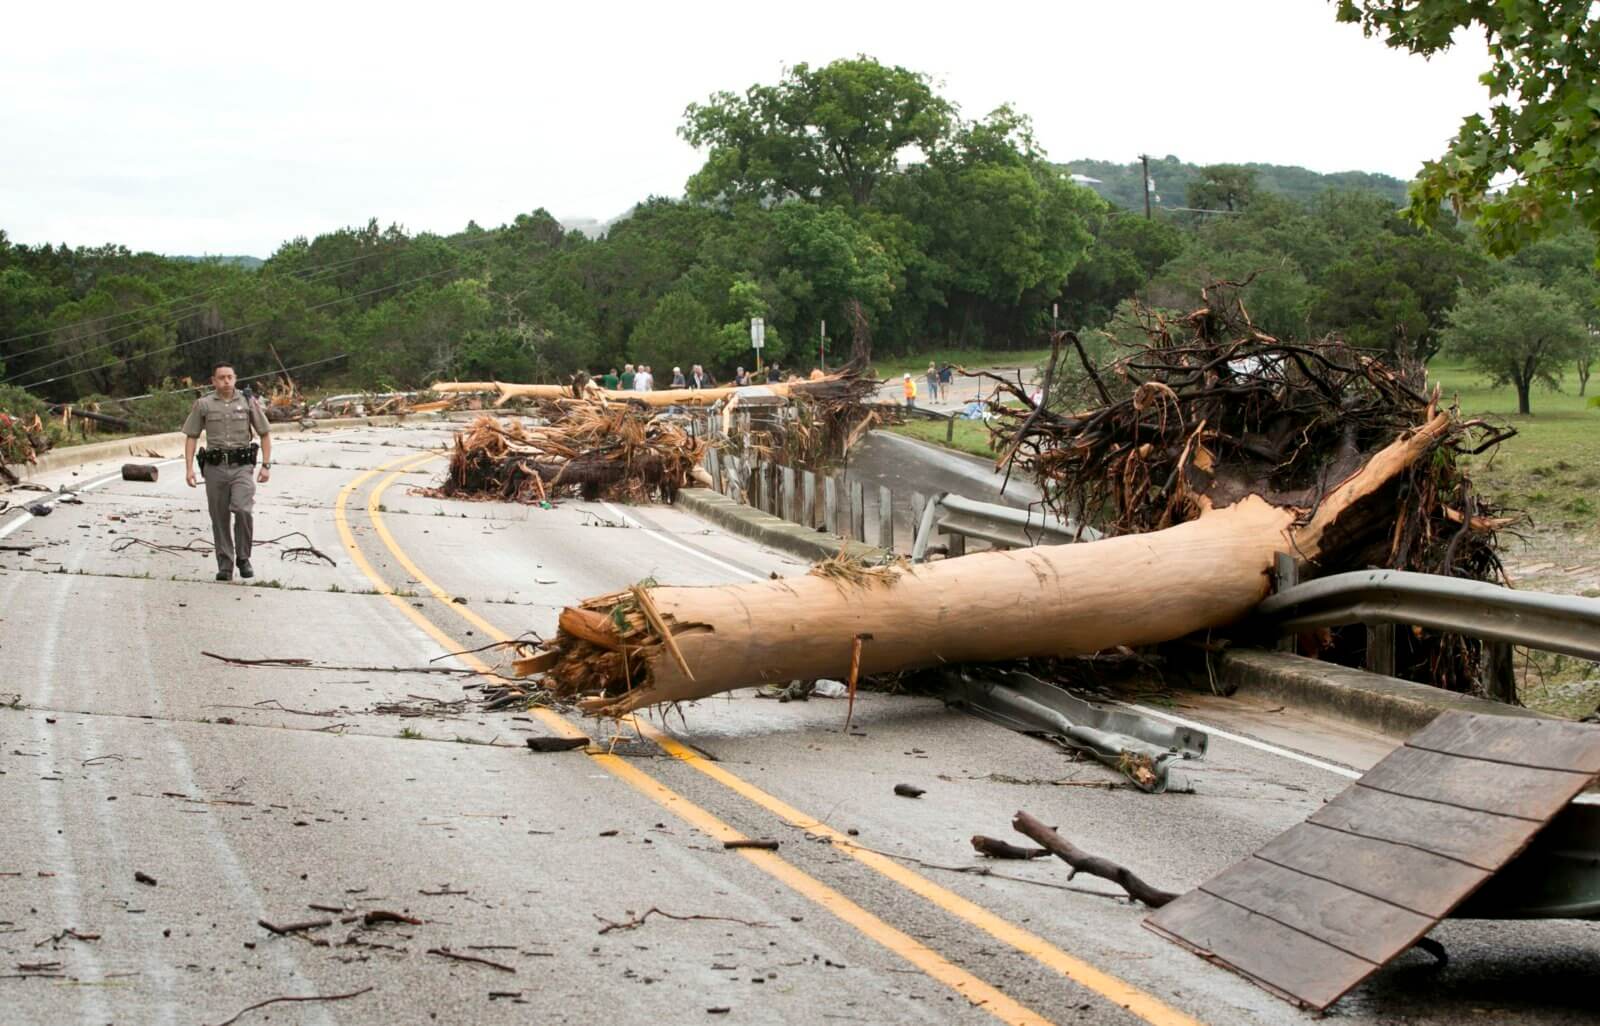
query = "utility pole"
xmin=1140 ymin=154 xmax=1152 ymax=220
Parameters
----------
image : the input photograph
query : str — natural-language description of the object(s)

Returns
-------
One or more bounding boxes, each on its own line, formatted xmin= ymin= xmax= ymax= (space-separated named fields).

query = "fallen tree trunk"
xmin=535 ymin=414 xmax=1452 ymax=716
xmin=431 ymin=375 xmax=865 ymax=409
xmin=547 ymin=495 xmax=1296 ymax=715
xmin=517 ymin=284 xmax=1510 ymax=712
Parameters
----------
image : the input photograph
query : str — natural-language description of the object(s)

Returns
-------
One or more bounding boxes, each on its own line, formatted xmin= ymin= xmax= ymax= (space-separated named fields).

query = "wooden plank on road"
xmin=1308 ymin=785 xmax=1535 ymax=870
xmin=1146 ymin=709 xmax=1600 ymax=1011
xmin=1253 ymin=823 xmax=1488 ymax=918
xmin=1357 ymin=745 xmax=1589 ymax=820
xmin=1147 ymin=890 xmax=1372 ymax=1011
xmin=1198 ymin=856 xmax=1434 ymax=964
xmin=1406 ymin=712 xmax=1600 ymax=774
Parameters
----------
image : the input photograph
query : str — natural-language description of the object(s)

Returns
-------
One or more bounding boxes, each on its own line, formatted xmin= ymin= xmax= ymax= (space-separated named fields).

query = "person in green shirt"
xmin=619 ymin=363 xmax=636 ymax=390
xmin=600 ymin=367 xmax=619 ymax=390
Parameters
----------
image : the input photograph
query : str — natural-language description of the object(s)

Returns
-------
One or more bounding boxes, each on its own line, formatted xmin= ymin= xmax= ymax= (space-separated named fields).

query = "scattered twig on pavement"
xmin=723 ymin=839 xmax=780 ymax=851
xmin=208 ymin=986 xmax=373 ymax=1026
xmin=970 ymin=835 xmax=1050 ymax=860
xmin=110 ymin=537 xmax=214 ymax=556
xmin=200 ymin=651 xmax=522 ymax=683
xmin=429 ymin=633 xmax=542 ymax=663
xmin=834 ymin=839 xmax=1132 ymax=901
xmin=34 ymin=928 xmax=99 ymax=947
xmin=594 ymin=907 xmax=774 ymax=935
xmin=133 ymin=871 xmax=157 ymax=886
xmin=257 ymin=918 xmax=332 ymax=935
xmin=1013 ymin=810 xmax=1177 ymax=908
xmin=426 ymin=948 xmax=516 ymax=973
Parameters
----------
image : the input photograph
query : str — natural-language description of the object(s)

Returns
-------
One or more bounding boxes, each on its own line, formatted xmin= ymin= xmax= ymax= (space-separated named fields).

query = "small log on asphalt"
xmin=121 ymin=463 xmax=159 ymax=482
xmin=526 ymin=736 xmax=589 ymax=753
xmin=894 ymin=784 xmax=925 ymax=798
xmin=1012 ymin=810 xmax=1177 ymax=908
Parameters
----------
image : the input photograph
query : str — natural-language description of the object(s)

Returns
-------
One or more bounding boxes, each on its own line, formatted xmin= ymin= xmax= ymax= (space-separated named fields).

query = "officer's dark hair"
xmin=211 ymin=361 xmax=235 ymax=376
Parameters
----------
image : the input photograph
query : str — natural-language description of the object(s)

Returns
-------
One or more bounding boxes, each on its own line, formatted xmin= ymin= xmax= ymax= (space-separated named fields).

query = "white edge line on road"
xmin=600 ymin=500 xmax=765 ymax=582
xmin=0 ymin=459 xmax=184 ymax=541
xmin=1113 ymin=699 xmax=1363 ymax=779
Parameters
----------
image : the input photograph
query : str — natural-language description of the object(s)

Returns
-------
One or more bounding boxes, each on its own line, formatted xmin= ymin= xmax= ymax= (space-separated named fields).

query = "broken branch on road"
xmin=208 ymin=986 xmax=374 ymax=1026
xmin=1012 ymin=810 xmax=1176 ymax=908
xmin=594 ymin=907 xmax=775 ymax=935
xmin=426 ymin=947 xmax=517 ymax=973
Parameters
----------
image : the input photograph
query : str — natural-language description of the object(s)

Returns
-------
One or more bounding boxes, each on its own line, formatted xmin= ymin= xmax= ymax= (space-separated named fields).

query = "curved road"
xmin=1 ymin=421 xmax=1593 ymax=1025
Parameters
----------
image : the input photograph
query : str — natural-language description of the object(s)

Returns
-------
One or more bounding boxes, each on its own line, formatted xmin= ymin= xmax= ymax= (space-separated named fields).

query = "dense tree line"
xmin=1 ymin=56 xmax=1595 ymax=419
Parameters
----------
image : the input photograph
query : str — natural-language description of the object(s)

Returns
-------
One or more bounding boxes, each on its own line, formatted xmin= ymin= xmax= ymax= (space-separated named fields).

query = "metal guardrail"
xmin=1257 ymin=569 xmax=1600 ymax=663
xmin=910 ymin=492 xmax=1100 ymax=562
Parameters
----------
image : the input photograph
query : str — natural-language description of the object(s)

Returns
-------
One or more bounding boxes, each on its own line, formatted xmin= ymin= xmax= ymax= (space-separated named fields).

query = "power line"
xmin=0 ymin=249 xmax=376 ymax=361
xmin=1 ymin=228 xmax=510 ymax=389
xmin=9 ymin=264 xmax=463 ymax=392
xmin=114 ymin=353 xmax=350 ymax=403
xmin=1 ymin=237 xmax=450 ymax=362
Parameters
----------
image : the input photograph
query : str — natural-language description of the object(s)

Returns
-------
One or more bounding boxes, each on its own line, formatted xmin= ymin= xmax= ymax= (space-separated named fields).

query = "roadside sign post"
xmin=819 ymin=319 xmax=826 ymax=373
xmin=750 ymin=317 xmax=765 ymax=373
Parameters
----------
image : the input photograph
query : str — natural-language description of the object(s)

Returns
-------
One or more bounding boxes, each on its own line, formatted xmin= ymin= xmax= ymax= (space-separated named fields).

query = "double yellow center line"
xmin=334 ymin=450 xmax=1204 ymax=1026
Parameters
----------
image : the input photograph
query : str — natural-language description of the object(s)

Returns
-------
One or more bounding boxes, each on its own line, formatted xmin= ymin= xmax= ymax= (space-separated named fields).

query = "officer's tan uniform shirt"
xmin=182 ymin=392 xmax=270 ymax=447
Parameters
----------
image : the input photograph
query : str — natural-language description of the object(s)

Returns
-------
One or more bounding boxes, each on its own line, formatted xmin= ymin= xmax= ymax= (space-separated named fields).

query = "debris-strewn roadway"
xmin=1 ymin=422 xmax=1593 ymax=1025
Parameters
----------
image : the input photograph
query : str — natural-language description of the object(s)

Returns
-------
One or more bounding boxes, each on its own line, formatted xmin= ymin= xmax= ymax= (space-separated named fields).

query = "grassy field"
xmin=872 ymin=347 xmax=1053 ymax=380
xmin=888 ymin=416 xmax=999 ymax=459
xmin=1426 ymin=359 xmax=1600 ymax=530
xmin=1426 ymin=359 xmax=1599 ymax=717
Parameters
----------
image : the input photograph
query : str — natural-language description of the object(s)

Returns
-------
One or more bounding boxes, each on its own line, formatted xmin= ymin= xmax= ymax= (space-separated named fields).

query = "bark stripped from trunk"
xmin=519 ymin=283 xmax=1516 ymax=712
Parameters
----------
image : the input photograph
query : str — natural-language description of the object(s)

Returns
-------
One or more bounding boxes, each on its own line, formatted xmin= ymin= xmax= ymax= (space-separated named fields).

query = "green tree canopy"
xmin=1441 ymin=280 xmax=1590 ymax=413
xmin=1337 ymin=1 xmax=1600 ymax=257
xmin=1186 ymin=165 xmax=1259 ymax=212
xmin=680 ymin=57 xmax=954 ymax=207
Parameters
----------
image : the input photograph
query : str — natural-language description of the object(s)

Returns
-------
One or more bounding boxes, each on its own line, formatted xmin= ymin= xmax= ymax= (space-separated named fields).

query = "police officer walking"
xmin=183 ymin=361 xmax=272 ymax=581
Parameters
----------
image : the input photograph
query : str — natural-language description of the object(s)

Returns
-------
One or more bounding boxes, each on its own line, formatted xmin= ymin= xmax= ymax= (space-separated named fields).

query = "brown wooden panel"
xmin=1199 ymin=856 xmax=1434 ymax=964
xmin=1309 ymin=785 xmax=1535 ymax=870
xmin=1359 ymin=745 xmax=1589 ymax=821
xmin=1406 ymin=711 xmax=1600 ymax=775
xmin=1145 ymin=890 xmax=1374 ymax=1011
xmin=1255 ymin=822 xmax=1490 ymax=917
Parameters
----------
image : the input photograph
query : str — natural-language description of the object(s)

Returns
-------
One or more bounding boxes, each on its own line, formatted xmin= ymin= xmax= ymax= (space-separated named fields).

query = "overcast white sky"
xmin=1 ymin=1 xmax=1491 ymax=256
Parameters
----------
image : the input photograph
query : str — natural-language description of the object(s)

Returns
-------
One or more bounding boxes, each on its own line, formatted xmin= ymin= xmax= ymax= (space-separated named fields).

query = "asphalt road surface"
xmin=2 ymin=421 xmax=1595 ymax=1025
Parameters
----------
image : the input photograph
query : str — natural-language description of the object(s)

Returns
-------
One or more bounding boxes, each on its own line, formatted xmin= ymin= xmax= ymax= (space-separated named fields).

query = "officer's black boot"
xmin=216 ymin=570 xmax=233 ymax=581
xmin=237 ymin=560 xmax=254 ymax=579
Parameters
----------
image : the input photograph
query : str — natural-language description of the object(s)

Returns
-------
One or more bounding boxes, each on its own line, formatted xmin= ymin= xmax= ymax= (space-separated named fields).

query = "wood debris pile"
xmin=421 ymin=407 xmax=708 ymax=505
xmin=979 ymin=281 xmax=1514 ymax=688
xmin=0 ymin=410 xmax=50 ymax=483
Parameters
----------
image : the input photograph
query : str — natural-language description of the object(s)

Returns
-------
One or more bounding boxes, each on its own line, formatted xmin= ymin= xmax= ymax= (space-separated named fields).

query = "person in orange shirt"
xmin=902 ymin=373 xmax=917 ymax=409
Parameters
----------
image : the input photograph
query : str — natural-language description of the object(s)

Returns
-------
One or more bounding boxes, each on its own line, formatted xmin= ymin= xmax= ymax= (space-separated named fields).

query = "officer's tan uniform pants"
xmin=202 ymin=462 xmax=256 ymax=572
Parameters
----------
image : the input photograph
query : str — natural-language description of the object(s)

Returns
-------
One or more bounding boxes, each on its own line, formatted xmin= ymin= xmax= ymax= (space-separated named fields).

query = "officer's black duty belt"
xmin=198 ymin=444 xmax=259 ymax=467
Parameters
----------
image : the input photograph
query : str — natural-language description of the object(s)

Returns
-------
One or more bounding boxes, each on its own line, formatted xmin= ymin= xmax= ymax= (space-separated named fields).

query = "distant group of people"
xmin=594 ymin=363 xmax=718 ymax=392
xmin=586 ymin=361 xmax=801 ymax=392
xmin=902 ymin=362 xmax=955 ymax=408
